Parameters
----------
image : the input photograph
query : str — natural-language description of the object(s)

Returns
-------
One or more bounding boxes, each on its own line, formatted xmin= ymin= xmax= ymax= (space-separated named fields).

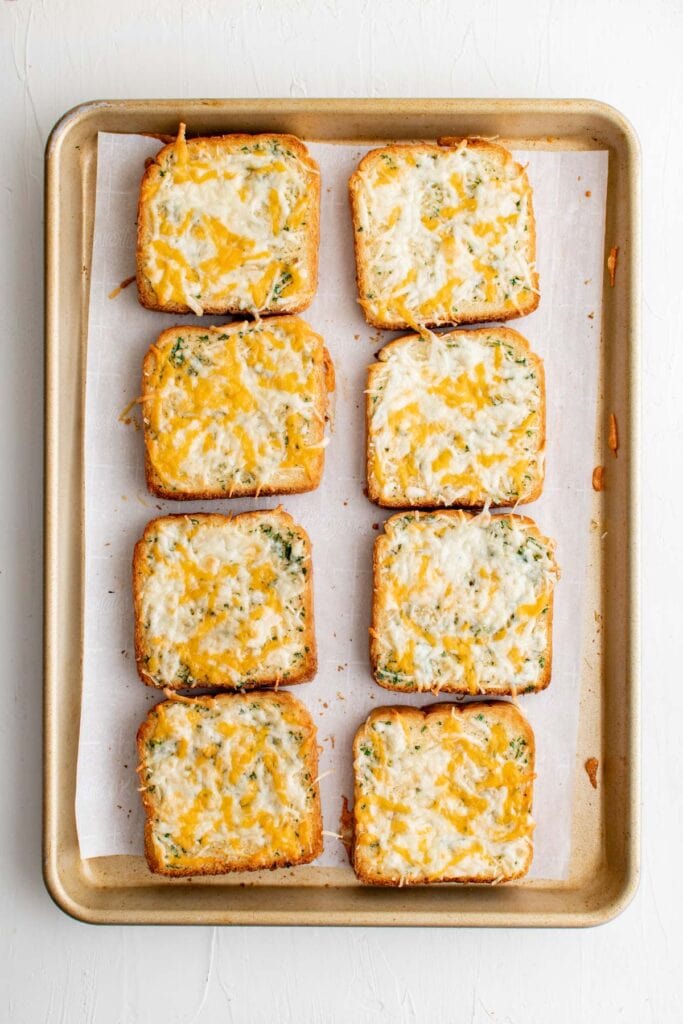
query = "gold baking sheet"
xmin=44 ymin=99 xmax=640 ymax=926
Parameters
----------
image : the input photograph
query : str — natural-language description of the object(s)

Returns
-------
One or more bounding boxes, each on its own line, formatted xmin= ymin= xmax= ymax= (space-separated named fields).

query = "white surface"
xmin=0 ymin=0 xmax=679 ymax=1020
xmin=78 ymin=131 xmax=607 ymax=882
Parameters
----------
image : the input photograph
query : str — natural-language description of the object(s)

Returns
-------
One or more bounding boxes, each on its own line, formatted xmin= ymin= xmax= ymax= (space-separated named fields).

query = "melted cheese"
xmin=139 ymin=693 xmax=320 ymax=872
xmin=367 ymin=330 xmax=544 ymax=507
xmin=373 ymin=511 xmax=558 ymax=693
xmin=353 ymin=705 xmax=535 ymax=883
xmin=351 ymin=142 xmax=536 ymax=327
xmin=138 ymin=131 xmax=318 ymax=314
xmin=143 ymin=318 xmax=330 ymax=496
xmin=136 ymin=511 xmax=313 ymax=689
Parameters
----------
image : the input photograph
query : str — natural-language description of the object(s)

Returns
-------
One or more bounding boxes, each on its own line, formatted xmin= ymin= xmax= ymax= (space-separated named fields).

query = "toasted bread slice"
xmin=142 ymin=317 xmax=334 ymax=500
xmin=371 ymin=511 xmax=558 ymax=695
xmin=133 ymin=509 xmax=316 ymax=690
xmin=349 ymin=138 xmax=538 ymax=330
xmin=366 ymin=327 xmax=545 ymax=508
xmin=137 ymin=691 xmax=323 ymax=876
xmin=136 ymin=126 xmax=320 ymax=315
xmin=352 ymin=702 xmax=535 ymax=885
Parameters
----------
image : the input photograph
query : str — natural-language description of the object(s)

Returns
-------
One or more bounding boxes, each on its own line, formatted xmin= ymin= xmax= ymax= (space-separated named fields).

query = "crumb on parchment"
xmin=585 ymin=758 xmax=599 ymax=789
xmin=608 ymin=414 xmax=619 ymax=457
xmin=592 ymin=466 xmax=605 ymax=491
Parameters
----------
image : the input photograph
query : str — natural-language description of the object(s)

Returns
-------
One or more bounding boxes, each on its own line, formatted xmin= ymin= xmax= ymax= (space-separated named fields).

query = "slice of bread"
xmin=371 ymin=510 xmax=558 ymax=695
xmin=349 ymin=138 xmax=538 ymax=330
xmin=353 ymin=702 xmax=535 ymax=885
xmin=136 ymin=126 xmax=320 ymax=315
xmin=366 ymin=327 xmax=545 ymax=508
xmin=133 ymin=509 xmax=316 ymax=690
xmin=142 ymin=317 xmax=334 ymax=500
xmin=137 ymin=690 xmax=323 ymax=876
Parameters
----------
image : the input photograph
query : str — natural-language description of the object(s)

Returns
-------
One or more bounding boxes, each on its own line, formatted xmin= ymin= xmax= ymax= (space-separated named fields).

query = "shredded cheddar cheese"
xmin=142 ymin=318 xmax=330 ymax=498
xmin=138 ymin=692 xmax=322 ymax=874
xmin=372 ymin=511 xmax=558 ymax=694
xmin=134 ymin=511 xmax=314 ymax=690
xmin=353 ymin=705 xmax=535 ymax=883
xmin=351 ymin=141 xmax=537 ymax=328
xmin=137 ymin=130 xmax=319 ymax=314
xmin=367 ymin=329 xmax=545 ymax=507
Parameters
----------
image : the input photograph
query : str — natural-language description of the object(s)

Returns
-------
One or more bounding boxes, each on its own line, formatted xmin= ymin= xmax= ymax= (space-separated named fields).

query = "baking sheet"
xmin=76 ymin=132 xmax=608 ymax=880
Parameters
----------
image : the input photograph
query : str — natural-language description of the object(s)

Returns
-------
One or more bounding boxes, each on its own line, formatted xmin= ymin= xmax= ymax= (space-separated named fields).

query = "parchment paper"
xmin=77 ymin=133 xmax=607 ymax=879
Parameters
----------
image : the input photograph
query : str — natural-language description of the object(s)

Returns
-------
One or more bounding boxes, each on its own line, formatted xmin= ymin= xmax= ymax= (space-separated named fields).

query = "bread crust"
xmin=136 ymin=131 xmax=320 ymax=316
xmin=365 ymin=326 xmax=546 ymax=509
xmin=370 ymin=510 xmax=556 ymax=696
xmin=349 ymin=138 xmax=539 ymax=330
xmin=133 ymin=508 xmax=317 ymax=690
xmin=352 ymin=700 xmax=535 ymax=885
xmin=141 ymin=318 xmax=334 ymax=500
xmin=137 ymin=690 xmax=323 ymax=876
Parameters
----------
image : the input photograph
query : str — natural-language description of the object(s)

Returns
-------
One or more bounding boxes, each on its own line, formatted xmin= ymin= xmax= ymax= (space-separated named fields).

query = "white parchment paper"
xmin=77 ymin=133 xmax=607 ymax=879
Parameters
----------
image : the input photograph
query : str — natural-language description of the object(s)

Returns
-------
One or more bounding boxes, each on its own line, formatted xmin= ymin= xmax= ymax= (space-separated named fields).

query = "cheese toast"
xmin=136 ymin=126 xmax=320 ymax=315
xmin=133 ymin=509 xmax=316 ymax=690
xmin=352 ymin=702 xmax=535 ymax=885
xmin=349 ymin=138 xmax=538 ymax=330
xmin=137 ymin=691 xmax=323 ymax=876
xmin=371 ymin=511 xmax=558 ymax=694
xmin=366 ymin=327 xmax=545 ymax=508
xmin=142 ymin=318 xmax=334 ymax=500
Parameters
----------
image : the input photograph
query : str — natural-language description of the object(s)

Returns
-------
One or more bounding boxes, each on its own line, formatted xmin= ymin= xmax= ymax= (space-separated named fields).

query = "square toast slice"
xmin=371 ymin=511 xmax=558 ymax=695
xmin=137 ymin=691 xmax=323 ymax=876
xmin=352 ymin=702 xmax=535 ymax=885
xmin=349 ymin=138 xmax=538 ymax=330
xmin=133 ymin=509 xmax=316 ymax=690
xmin=136 ymin=126 xmax=320 ymax=315
xmin=366 ymin=327 xmax=545 ymax=508
xmin=142 ymin=317 xmax=334 ymax=500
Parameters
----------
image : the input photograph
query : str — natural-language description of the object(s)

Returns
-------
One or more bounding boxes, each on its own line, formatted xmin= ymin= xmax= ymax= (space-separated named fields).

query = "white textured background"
xmin=1 ymin=1 xmax=679 ymax=1021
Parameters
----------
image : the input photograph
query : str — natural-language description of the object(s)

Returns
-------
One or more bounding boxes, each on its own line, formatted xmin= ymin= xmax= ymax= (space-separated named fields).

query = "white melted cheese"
xmin=139 ymin=134 xmax=318 ymax=314
xmin=367 ymin=330 xmax=544 ymax=507
xmin=140 ymin=694 xmax=319 ymax=871
xmin=136 ymin=512 xmax=312 ymax=689
xmin=354 ymin=706 xmax=534 ymax=883
xmin=373 ymin=512 xmax=558 ymax=693
xmin=352 ymin=142 xmax=536 ymax=327
xmin=143 ymin=318 xmax=329 ymax=496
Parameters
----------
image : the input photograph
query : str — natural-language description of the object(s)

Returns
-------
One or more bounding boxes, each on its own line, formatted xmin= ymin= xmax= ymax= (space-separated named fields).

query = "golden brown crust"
xmin=369 ymin=510 xmax=556 ymax=695
xmin=437 ymin=136 xmax=521 ymax=155
xmin=137 ymin=690 xmax=323 ymax=876
xmin=358 ymin=306 xmax=539 ymax=333
xmin=136 ymin=131 xmax=320 ymax=316
xmin=322 ymin=345 xmax=336 ymax=394
xmin=132 ymin=508 xmax=317 ymax=690
xmin=365 ymin=326 xmax=546 ymax=509
xmin=144 ymin=476 xmax=325 ymax=502
xmin=349 ymin=139 xmax=539 ymax=330
xmin=141 ymin=319 xmax=333 ymax=500
xmin=351 ymin=701 xmax=535 ymax=885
